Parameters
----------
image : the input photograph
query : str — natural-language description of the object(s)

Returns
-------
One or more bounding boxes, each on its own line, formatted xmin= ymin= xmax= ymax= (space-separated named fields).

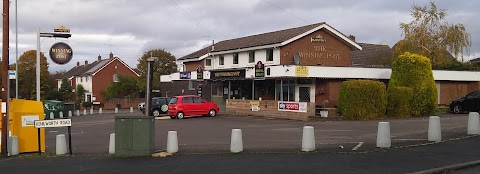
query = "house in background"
xmin=57 ymin=52 xmax=139 ymax=103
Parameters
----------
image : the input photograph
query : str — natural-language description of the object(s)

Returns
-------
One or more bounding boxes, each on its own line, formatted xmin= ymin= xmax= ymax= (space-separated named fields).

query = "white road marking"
xmin=394 ymin=139 xmax=427 ymax=141
xmin=352 ymin=142 xmax=363 ymax=151
xmin=48 ymin=131 xmax=58 ymax=133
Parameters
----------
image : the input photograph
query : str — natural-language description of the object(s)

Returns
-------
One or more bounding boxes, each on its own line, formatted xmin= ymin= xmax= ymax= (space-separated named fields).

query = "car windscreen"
xmin=169 ymin=97 xmax=178 ymax=104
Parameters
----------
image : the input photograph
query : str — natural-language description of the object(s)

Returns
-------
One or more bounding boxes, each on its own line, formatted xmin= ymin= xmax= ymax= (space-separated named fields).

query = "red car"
xmin=168 ymin=95 xmax=220 ymax=119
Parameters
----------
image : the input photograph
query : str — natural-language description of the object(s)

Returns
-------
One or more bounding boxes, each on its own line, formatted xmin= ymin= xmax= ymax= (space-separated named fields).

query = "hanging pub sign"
xmin=196 ymin=66 xmax=204 ymax=80
xmin=210 ymin=69 xmax=246 ymax=80
xmin=49 ymin=42 xmax=73 ymax=65
xmin=180 ymin=72 xmax=191 ymax=79
xmin=255 ymin=61 xmax=265 ymax=78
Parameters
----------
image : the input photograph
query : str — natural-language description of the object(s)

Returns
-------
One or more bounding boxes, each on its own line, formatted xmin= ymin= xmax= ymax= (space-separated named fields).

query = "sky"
xmin=1 ymin=0 xmax=479 ymax=73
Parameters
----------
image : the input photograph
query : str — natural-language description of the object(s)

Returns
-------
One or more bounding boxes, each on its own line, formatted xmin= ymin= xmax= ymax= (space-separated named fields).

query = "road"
xmin=39 ymin=110 xmax=473 ymax=154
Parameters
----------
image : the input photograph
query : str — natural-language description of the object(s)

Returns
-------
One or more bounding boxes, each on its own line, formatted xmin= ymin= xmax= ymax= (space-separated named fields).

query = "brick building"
xmin=160 ymin=22 xmax=480 ymax=120
xmin=58 ymin=52 xmax=139 ymax=103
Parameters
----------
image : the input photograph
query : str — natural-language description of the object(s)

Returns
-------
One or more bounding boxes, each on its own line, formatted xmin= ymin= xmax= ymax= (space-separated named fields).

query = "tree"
xmin=389 ymin=52 xmax=437 ymax=116
xmin=59 ymin=78 xmax=73 ymax=101
xmin=394 ymin=1 xmax=471 ymax=65
xmin=17 ymin=50 xmax=50 ymax=100
xmin=102 ymin=75 xmax=140 ymax=100
xmin=136 ymin=49 xmax=178 ymax=95
xmin=76 ymin=84 xmax=85 ymax=104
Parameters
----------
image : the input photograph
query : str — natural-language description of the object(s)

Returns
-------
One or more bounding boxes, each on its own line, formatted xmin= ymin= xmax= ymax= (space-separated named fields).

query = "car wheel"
xmin=153 ymin=109 xmax=160 ymax=117
xmin=453 ymin=105 xmax=462 ymax=114
xmin=176 ymin=112 xmax=184 ymax=119
xmin=209 ymin=109 xmax=217 ymax=117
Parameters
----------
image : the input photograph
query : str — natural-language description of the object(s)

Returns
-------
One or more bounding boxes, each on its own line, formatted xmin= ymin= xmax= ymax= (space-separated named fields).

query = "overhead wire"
xmin=166 ymin=0 xmax=217 ymax=38
xmin=262 ymin=0 xmax=310 ymax=24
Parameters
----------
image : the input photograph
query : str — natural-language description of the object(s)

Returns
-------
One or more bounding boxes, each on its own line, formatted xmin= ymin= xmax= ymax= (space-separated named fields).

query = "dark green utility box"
xmin=115 ymin=116 xmax=155 ymax=156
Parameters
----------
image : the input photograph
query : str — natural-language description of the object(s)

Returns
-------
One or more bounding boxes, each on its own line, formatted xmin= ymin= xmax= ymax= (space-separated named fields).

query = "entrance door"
xmin=211 ymin=81 xmax=226 ymax=112
xmin=299 ymin=87 xmax=310 ymax=102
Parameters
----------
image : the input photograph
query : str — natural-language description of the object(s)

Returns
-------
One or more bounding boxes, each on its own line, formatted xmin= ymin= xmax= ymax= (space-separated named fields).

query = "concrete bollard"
xmin=68 ymin=111 xmax=72 ymax=117
xmin=8 ymin=136 xmax=19 ymax=156
xmin=468 ymin=112 xmax=480 ymax=135
xmin=130 ymin=107 xmax=133 ymax=113
xmin=76 ymin=110 xmax=80 ymax=116
xmin=99 ymin=108 xmax=103 ymax=114
xmin=109 ymin=133 xmax=115 ymax=154
xmin=230 ymin=129 xmax=243 ymax=153
xmin=428 ymin=116 xmax=442 ymax=142
xmin=115 ymin=107 xmax=118 ymax=113
xmin=49 ymin=112 xmax=54 ymax=120
xmin=83 ymin=109 xmax=87 ymax=115
xmin=59 ymin=111 xmax=64 ymax=118
xmin=56 ymin=134 xmax=68 ymax=155
xmin=301 ymin=126 xmax=316 ymax=152
xmin=90 ymin=108 xmax=94 ymax=114
xmin=376 ymin=122 xmax=391 ymax=148
xmin=167 ymin=131 xmax=178 ymax=153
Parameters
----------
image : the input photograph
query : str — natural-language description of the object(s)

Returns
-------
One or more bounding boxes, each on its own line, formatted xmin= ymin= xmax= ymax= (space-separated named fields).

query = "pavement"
xmin=1 ymin=110 xmax=480 ymax=173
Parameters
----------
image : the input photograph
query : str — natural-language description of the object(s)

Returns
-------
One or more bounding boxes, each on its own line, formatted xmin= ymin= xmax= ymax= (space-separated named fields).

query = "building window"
xmin=113 ymin=74 xmax=119 ymax=82
xmin=249 ymin=51 xmax=255 ymax=63
xmin=86 ymin=76 xmax=89 ymax=82
xmin=182 ymin=64 xmax=186 ymax=71
xmin=205 ymin=58 xmax=212 ymax=66
xmin=275 ymin=79 xmax=295 ymax=101
xmin=266 ymin=49 xmax=273 ymax=62
xmin=188 ymin=80 xmax=196 ymax=90
xmin=233 ymin=53 xmax=239 ymax=64
xmin=219 ymin=55 xmax=224 ymax=65
xmin=80 ymin=77 xmax=83 ymax=82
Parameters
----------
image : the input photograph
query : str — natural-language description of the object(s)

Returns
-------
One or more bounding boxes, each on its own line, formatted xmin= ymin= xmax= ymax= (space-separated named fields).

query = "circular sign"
xmin=49 ymin=42 xmax=73 ymax=65
xmin=161 ymin=105 xmax=168 ymax=112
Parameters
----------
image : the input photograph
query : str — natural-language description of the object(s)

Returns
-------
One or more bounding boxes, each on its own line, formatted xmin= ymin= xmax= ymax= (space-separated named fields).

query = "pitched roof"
xmin=470 ymin=57 xmax=480 ymax=63
xmin=60 ymin=59 xmax=112 ymax=79
xmin=179 ymin=22 xmax=361 ymax=61
xmin=351 ymin=43 xmax=392 ymax=67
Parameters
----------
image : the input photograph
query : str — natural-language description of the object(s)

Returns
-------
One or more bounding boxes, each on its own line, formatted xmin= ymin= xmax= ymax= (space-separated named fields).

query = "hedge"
xmin=389 ymin=52 xmax=437 ymax=116
xmin=386 ymin=86 xmax=414 ymax=118
xmin=338 ymin=80 xmax=387 ymax=120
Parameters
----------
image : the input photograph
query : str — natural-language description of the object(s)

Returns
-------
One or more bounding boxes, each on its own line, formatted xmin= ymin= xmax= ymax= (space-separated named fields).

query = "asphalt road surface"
xmin=39 ymin=110 xmax=473 ymax=154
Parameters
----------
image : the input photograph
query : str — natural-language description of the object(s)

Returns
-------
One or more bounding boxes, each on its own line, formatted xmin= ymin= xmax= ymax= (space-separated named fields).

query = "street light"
xmin=36 ymin=28 xmax=71 ymax=101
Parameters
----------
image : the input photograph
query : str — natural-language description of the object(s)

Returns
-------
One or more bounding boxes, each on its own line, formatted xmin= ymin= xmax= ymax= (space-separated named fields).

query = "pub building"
xmin=160 ymin=22 xmax=480 ymax=120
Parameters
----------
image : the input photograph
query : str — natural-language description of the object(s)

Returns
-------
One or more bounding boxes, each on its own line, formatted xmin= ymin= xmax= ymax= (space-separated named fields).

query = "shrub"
xmin=389 ymin=52 xmax=437 ymax=116
xmin=386 ymin=86 xmax=414 ymax=118
xmin=82 ymin=102 xmax=93 ymax=108
xmin=337 ymin=80 xmax=387 ymax=120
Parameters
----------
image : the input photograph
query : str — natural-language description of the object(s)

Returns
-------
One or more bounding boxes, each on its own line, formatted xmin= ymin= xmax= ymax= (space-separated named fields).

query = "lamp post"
xmin=36 ymin=29 xmax=71 ymax=101
xmin=145 ymin=57 xmax=158 ymax=116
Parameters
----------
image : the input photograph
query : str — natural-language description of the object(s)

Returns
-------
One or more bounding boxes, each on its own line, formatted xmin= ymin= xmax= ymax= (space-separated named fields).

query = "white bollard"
xmin=230 ymin=129 xmax=243 ymax=153
xmin=99 ymin=108 xmax=103 ymax=114
xmin=90 ymin=108 xmax=94 ymax=114
xmin=130 ymin=107 xmax=133 ymax=113
xmin=83 ymin=109 xmax=87 ymax=115
xmin=59 ymin=111 xmax=64 ymax=118
xmin=56 ymin=134 xmax=68 ymax=155
xmin=301 ymin=126 xmax=316 ymax=152
xmin=376 ymin=122 xmax=391 ymax=148
xmin=167 ymin=131 xmax=178 ymax=153
xmin=49 ymin=112 xmax=54 ymax=120
xmin=8 ymin=136 xmax=19 ymax=156
xmin=428 ymin=116 xmax=442 ymax=142
xmin=109 ymin=133 xmax=115 ymax=154
xmin=468 ymin=112 xmax=480 ymax=135
xmin=68 ymin=111 xmax=72 ymax=117
xmin=115 ymin=107 xmax=118 ymax=113
xmin=76 ymin=110 xmax=80 ymax=116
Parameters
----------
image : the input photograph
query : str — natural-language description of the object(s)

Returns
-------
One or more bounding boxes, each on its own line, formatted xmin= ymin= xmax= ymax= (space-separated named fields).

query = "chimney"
xmin=98 ymin=54 xmax=101 ymax=61
xmin=85 ymin=60 xmax=88 ymax=65
xmin=348 ymin=35 xmax=356 ymax=42
xmin=76 ymin=61 xmax=80 ymax=66
xmin=109 ymin=52 xmax=113 ymax=59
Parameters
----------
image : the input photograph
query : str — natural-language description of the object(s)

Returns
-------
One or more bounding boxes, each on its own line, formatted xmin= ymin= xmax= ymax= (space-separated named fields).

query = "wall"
xmin=225 ymin=99 xmax=315 ymax=121
xmin=439 ymin=81 xmax=479 ymax=105
xmin=184 ymin=60 xmax=204 ymax=72
xmin=280 ymin=30 xmax=351 ymax=66
xmin=92 ymin=59 xmax=138 ymax=102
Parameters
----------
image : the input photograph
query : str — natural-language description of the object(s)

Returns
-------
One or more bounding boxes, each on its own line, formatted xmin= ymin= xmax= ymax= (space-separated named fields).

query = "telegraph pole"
xmin=2 ymin=0 xmax=10 ymax=157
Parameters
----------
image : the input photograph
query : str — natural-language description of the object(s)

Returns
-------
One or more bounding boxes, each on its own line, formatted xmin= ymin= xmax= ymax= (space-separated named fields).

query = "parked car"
xmin=168 ymin=95 xmax=219 ymax=119
xmin=450 ymin=90 xmax=480 ymax=114
xmin=142 ymin=97 xmax=172 ymax=117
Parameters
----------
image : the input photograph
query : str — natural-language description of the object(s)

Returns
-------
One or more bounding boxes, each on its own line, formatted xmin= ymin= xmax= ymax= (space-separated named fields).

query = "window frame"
xmin=205 ymin=58 xmax=212 ymax=66
xmin=266 ymin=49 xmax=273 ymax=62
xmin=219 ymin=55 xmax=224 ymax=65
xmin=113 ymin=74 xmax=119 ymax=82
xmin=248 ymin=51 xmax=255 ymax=63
